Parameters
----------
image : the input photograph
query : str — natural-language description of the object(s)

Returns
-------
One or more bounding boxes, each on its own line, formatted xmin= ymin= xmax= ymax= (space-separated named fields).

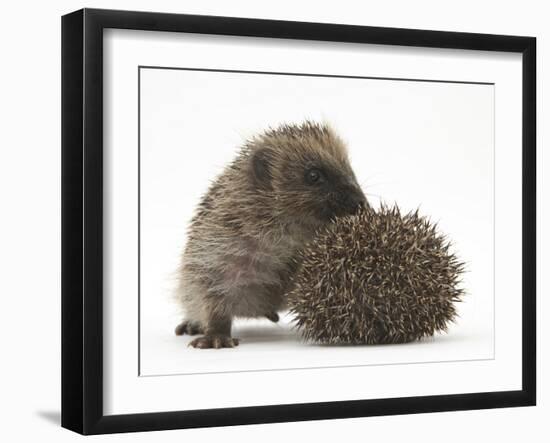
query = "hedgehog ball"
xmin=287 ymin=205 xmax=465 ymax=344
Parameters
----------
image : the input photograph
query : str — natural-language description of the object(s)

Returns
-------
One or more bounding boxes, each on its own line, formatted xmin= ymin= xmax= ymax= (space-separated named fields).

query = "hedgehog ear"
xmin=250 ymin=148 xmax=272 ymax=190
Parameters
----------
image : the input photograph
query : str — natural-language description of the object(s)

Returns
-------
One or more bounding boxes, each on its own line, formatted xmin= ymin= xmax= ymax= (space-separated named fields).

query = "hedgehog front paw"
xmin=188 ymin=335 xmax=240 ymax=349
xmin=175 ymin=320 xmax=204 ymax=336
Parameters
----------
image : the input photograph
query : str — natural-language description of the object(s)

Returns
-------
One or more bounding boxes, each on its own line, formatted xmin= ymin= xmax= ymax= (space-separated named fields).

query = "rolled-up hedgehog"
xmin=287 ymin=205 xmax=465 ymax=345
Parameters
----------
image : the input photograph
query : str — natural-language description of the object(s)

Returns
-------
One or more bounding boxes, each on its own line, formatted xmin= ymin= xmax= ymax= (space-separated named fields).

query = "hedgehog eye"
xmin=306 ymin=168 xmax=322 ymax=185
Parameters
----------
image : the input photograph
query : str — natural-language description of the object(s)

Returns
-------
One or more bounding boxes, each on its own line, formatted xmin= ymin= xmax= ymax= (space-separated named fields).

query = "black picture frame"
xmin=62 ymin=8 xmax=536 ymax=435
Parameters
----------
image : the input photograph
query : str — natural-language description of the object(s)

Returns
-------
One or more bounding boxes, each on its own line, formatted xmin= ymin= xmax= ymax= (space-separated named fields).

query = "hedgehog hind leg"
xmin=174 ymin=275 xmax=208 ymax=336
xmin=174 ymin=319 xmax=204 ymax=336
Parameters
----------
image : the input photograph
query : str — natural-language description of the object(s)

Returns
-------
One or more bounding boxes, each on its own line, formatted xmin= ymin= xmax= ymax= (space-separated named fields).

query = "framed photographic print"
xmin=61 ymin=8 xmax=536 ymax=435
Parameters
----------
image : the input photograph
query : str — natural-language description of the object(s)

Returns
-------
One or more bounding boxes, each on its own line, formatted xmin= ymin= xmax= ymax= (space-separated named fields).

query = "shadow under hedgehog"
xmin=174 ymin=121 xmax=366 ymax=349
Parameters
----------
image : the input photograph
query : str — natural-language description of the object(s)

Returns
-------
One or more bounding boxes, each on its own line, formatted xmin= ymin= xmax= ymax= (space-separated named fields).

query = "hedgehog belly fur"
xmin=176 ymin=230 xmax=301 ymax=324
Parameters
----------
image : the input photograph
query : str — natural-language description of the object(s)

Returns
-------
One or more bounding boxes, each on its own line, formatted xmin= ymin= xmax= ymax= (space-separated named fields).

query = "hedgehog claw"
xmin=188 ymin=335 xmax=240 ymax=349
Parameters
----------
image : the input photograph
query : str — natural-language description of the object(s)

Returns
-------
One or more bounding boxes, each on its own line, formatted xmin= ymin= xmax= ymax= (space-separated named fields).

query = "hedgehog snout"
xmin=339 ymin=187 xmax=367 ymax=214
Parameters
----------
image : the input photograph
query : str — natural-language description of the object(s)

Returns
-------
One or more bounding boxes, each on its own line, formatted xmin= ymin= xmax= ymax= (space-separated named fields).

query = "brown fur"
xmin=174 ymin=121 xmax=366 ymax=348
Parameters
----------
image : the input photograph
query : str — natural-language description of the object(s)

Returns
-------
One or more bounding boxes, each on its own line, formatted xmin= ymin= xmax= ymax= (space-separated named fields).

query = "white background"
xmin=139 ymin=67 xmax=495 ymax=376
xmin=0 ymin=1 xmax=547 ymax=442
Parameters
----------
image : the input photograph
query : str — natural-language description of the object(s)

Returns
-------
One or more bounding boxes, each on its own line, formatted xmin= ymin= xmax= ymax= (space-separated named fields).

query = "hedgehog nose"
xmin=344 ymin=190 xmax=367 ymax=213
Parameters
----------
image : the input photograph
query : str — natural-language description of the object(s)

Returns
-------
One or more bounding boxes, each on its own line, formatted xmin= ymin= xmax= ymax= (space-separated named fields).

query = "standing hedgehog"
xmin=175 ymin=121 xmax=366 ymax=348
